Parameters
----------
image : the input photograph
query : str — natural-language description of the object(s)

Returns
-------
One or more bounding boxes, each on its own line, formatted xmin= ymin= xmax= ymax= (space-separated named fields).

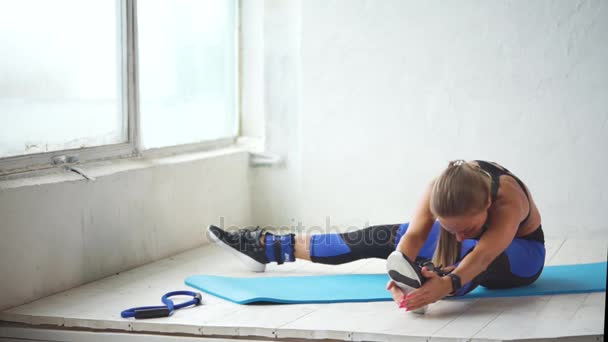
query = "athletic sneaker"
xmin=207 ymin=225 xmax=268 ymax=272
xmin=386 ymin=251 xmax=447 ymax=314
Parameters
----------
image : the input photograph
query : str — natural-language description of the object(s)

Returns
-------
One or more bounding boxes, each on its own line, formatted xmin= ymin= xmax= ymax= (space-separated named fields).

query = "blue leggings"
xmin=309 ymin=221 xmax=546 ymax=296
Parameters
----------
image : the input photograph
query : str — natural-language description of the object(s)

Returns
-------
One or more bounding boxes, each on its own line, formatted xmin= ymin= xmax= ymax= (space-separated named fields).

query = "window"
xmin=0 ymin=0 xmax=124 ymax=159
xmin=138 ymin=0 xmax=238 ymax=149
xmin=0 ymin=0 xmax=238 ymax=175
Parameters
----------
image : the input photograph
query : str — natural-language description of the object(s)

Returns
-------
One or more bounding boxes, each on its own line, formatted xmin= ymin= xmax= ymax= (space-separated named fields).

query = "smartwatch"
xmin=447 ymin=273 xmax=462 ymax=294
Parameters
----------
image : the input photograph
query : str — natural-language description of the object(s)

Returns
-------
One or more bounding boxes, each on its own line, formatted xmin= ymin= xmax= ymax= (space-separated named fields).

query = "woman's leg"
xmin=306 ymin=224 xmax=401 ymax=264
xmin=451 ymin=238 xmax=546 ymax=296
xmin=393 ymin=221 xmax=442 ymax=262
xmin=208 ymin=222 xmax=444 ymax=271
xmin=309 ymin=220 xmax=445 ymax=265
xmin=251 ymin=224 xmax=402 ymax=264
xmin=294 ymin=234 xmax=312 ymax=261
xmin=479 ymin=238 xmax=546 ymax=289
xmin=209 ymin=224 xmax=406 ymax=270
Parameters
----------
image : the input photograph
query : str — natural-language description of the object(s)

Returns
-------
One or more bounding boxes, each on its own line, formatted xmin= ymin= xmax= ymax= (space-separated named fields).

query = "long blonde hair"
xmin=430 ymin=160 xmax=492 ymax=267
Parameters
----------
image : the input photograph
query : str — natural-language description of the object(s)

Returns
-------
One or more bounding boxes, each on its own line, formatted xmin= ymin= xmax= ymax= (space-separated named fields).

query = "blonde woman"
xmin=208 ymin=160 xmax=545 ymax=313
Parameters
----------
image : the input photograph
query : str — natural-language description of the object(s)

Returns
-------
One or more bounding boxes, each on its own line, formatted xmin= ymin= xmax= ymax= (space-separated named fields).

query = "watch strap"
xmin=447 ymin=273 xmax=462 ymax=294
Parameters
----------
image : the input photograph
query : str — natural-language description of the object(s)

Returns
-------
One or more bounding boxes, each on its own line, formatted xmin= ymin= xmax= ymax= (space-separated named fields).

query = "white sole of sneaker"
xmin=386 ymin=251 xmax=427 ymax=314
xmin=207 ymin=226 xmax=266 ymax=273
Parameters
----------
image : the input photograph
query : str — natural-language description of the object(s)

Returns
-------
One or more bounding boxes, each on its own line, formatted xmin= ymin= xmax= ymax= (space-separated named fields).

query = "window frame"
xmin=0 ymin=0 xmax=240 ymax=177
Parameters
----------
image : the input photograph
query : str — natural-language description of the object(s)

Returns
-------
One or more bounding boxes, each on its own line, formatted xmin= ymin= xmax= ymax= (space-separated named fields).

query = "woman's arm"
xmin=450 ymin=180 xmax=529 ymax=286
xmin=396 ymin=182 xmax=436 ymax=260
xmin=402 ymin=180 xmax=529 ymax=311
xmin=388 ymin=183 xmax=436 ymax=306
xmin=449 ymin=203 xmax=520 ymax=285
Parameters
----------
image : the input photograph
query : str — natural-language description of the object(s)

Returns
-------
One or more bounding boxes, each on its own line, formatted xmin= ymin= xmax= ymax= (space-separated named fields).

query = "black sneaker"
xmin=207 ymin=225 xmax=269 ymax=272
xmin=386 ymin=251 xmax=429 ymax=314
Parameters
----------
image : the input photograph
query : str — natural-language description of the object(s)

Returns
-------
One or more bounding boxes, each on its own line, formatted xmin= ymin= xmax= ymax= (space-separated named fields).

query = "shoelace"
xmin=419 ymin=261 xmax=450 ymax=276
xmin=237 ymin=227 xmax=264 ymax=245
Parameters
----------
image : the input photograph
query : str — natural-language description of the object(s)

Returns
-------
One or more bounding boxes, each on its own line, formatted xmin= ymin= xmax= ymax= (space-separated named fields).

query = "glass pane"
xmin=0 ymin=0 xmax=124 ymax=159
xmin=138 ymin=0 xmax=237 ymax=149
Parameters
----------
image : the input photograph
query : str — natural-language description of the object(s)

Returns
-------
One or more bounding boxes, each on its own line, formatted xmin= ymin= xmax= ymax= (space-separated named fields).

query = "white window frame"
xmin=0 ymin=0 xmax=240 ymax=177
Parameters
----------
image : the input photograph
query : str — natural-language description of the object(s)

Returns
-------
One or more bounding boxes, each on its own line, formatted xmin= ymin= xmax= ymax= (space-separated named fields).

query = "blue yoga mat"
xmin=185 ymin=262 xmax=607 ymax=304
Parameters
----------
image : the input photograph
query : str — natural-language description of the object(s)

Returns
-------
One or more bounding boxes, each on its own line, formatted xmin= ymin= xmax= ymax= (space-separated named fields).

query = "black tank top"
xmin=474 ymin=160 xmax=544 ymax=243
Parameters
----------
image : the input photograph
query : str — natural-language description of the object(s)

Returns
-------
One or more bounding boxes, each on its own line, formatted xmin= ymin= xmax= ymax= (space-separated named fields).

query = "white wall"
xmin=2 ymin=0 xmax=606 ymax=311
xmin=240 ymin=0 xmax=265 ymax=140
xmin=248 ymin=0 xmax=305 ymax=232
xmin=252 ymin=0 xmax=608 ymax=238
xmin=0 ymin=150 xmax=252 ymax=311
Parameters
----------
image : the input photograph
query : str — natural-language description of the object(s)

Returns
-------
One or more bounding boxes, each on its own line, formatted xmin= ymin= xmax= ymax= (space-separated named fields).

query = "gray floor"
xmin=0 ymin=238 xmax=606 ymax=342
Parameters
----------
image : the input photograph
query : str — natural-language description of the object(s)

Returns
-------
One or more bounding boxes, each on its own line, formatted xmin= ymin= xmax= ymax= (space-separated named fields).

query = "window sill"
xmin=0 ymin=138 xmax=262 ymax=191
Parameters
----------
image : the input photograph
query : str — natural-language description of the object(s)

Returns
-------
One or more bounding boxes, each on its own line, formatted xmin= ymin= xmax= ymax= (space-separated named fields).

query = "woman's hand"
xmin=442 ymin=265 xmax=456 ymax=273
xmin=402 ymin=266 xmax=453 ymax=311
xmin=386 ymin=280 xmax=406 ymax=308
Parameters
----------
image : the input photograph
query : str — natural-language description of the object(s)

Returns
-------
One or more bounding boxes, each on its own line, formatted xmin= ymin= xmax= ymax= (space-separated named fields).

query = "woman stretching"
xmin=208 ymin=160 xmax=545 ymax=313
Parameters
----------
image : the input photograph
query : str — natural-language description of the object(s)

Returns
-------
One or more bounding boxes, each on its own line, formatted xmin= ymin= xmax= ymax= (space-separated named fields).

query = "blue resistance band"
xmin=121 ymin=290 xmax=202 ymax=319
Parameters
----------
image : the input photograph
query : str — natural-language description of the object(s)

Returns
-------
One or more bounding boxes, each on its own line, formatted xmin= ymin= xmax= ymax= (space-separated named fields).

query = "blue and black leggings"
xmin=308 ymin=222 xmax=546 ymax=296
